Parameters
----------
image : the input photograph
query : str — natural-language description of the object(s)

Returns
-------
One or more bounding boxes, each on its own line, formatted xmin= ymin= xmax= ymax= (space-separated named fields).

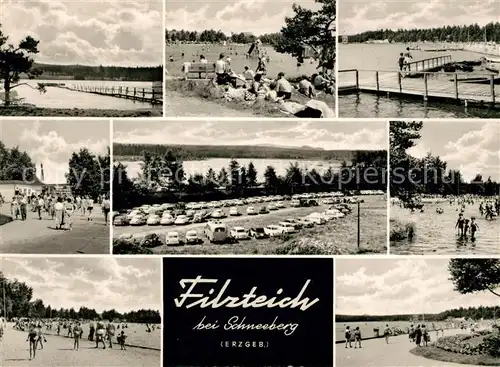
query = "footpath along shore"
xmin=336 ymin=328 xmax=483 ymax=367
xmin=0 ymin=325 xmax=160 ymax=367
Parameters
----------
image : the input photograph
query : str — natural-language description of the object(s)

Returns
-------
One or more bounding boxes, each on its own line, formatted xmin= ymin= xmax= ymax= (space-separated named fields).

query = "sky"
xmin=165 ymin=0 xmax=320 ymax=35
xmin=0 ymin=120 xmax=110 ymax=184
xmin=339 ymin=0 xmax=499 ymax=35
xmin=0 ymin=257 xmax=161 ymax=313
xmin=401 ymin=121 xmax=500 ymax=182
xmin=114 ymin=120 xmax=388 ymax=150
xmin=1 ymin=0 xmax=162 ymax=66
xmin=336 ymin=259 xmax=500 ymax=316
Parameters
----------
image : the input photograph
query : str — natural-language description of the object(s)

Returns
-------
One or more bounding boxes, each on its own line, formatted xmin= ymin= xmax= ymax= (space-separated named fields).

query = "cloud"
xmin=165 ymin=0 xmax=320 ymax=35
xmin=15 ymin=120 xmax=110 ymax=184
xmin=2 ymin=0 xmax=162 ymax=66
xmin=1 ymin=257 xmax=161 ymax=313
xmin=340 ymin=0 xmax=499 ymax=34
xmin=114 ymin=121 xmax=388 ymax=151
xmin=336 ymin=259 xmax=500 ymax=315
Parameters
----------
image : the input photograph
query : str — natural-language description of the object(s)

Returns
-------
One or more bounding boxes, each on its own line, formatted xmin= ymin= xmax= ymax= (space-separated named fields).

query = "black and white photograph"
xmin=389 ymin=120 xmax=500 ymax=255
xmin=0 ymin=0 xmax=163 ymax=117
xmin=0 ymin=120 xmax=110 ymax=254
xmin=338 ymin=0 xmax=500 ymax=118
xmin=112 ymin=120 xmax=387 ymax=255
xmin=0 ymin=257 xmax=161 ymax=367
xmin=165 ymin=0 xmax=335 ymax=117
xmin=163 ymin=257 xmax=333 ymax=366
xmin=336 ymin=258 xmax=500 ymax=367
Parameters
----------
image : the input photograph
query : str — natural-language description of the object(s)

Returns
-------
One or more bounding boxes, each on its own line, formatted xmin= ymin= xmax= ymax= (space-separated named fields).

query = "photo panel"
xmin=165 ymin=0 xmax=335 ymax=118
xmin=389 ymin=120 xmax=500 ymax=255
xmin=0 ymin=256 xmax=162 ymax=367
xmin=337 ymin=0 xmax=500 ymax=118
xmin=163 ymin=256 xmax=333 ymax=366
xmin=0 ymin=119 xmax=111 ymax=254
xmin=335 ymin=258 xmax=500 ymax=367
xmin=0 ymin=0 xmax=163 ymax=117
xmin=112 ymin=119 xmax=388 ymax=255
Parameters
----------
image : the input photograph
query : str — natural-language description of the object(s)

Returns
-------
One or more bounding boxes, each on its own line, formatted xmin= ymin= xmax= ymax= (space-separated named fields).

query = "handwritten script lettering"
xmin=174 ymin=276 xmax=319 ymax=311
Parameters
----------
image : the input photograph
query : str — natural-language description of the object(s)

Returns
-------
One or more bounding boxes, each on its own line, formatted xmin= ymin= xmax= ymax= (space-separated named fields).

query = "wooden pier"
xmin=338 ymin=56 xmax=499 ymax=108
xmin=61 ymin=84 xmax=163 ymax=105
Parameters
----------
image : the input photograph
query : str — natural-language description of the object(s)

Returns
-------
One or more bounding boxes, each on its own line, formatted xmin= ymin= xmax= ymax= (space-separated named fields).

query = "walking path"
xmin=0 ymin=206 xmax=109 ymax=254
xmin=1 ymin=326 xmax=160 ymax=367
xmin=336 ymin=329 xmax=483 ymax=367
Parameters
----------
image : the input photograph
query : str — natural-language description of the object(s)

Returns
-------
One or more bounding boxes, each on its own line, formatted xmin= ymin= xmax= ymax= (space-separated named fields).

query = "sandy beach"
xmin=1 ymin=324 xmax=161 ymax=367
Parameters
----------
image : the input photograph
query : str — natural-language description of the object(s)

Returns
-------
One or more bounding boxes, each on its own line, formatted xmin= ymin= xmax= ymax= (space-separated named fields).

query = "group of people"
xmin=408 ymin=324 xmax=432 ymax=347
xmin=398 ymin=47 xmax=414 ymax=71
xmin=1 ymin=191 xmax=111 ymax=230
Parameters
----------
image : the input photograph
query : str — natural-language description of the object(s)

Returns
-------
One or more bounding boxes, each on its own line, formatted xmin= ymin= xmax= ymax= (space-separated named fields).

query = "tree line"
xmin=390 ymin=121 xmax=499 ymax=200
xmin=113 ymin=147 xmax=386 ymax=210
xmin=0 ymin=272 xmax=160 ymax=323
xmin=0 ymin=142 xmax=37 ymax=181
xmin=345 ymin=22 xmax=500 ymax=43
xmin=166 ymin=29 xmax=282 ymax=46
xmin=114 ymin=143 xmax=356 ymax=161
xmin=33 ymin=63 xmax=163 ymax=82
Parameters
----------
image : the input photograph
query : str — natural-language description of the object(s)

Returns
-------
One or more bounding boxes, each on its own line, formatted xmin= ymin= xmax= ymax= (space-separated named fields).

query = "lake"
xmin=121 ymin=158 xmax=341 ymax=182
xmin=3 ymin=79 xmax=157 ymax=109
xmin=390 ymin=202 xmax=500 ymax=255
xmin=166 ymin=43 xmax=319 ymax=79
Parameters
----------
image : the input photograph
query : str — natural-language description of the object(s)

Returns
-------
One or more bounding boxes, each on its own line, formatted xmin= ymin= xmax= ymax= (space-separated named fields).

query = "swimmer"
xmin=470 ymin=217 xmax=479 ymax=241
xmin=455 ymin=213 xmax=465 ymax=236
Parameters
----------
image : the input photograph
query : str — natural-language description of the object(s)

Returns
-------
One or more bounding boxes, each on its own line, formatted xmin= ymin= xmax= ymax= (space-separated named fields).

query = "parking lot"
xmin=113 ymin=192 xmax=387 ymax=254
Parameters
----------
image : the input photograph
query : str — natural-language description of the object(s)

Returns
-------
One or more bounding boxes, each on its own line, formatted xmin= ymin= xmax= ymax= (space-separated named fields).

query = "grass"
xmin=0 ymin=213 xmax=13 ymax=226
xmin=0 ymin=106 xmax=162 ymax=117
xmin=411 ymin=346 xmax=500 ymax=366
xmin=390 ymin=218 xmax=416 ymax=241
xmin=141 ymin=197 xmax=387 ymax=255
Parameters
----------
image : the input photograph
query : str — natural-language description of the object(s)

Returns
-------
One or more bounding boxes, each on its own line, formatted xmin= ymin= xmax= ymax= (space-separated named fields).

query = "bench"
xmin=186 ymin=63 xmax=216 ymax=79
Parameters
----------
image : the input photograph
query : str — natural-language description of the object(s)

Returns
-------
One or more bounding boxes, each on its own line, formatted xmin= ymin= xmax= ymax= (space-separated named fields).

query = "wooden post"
xmin=424 ymin=73 xmax=428 ymax=98
xmin=454 ymin=74 xmax=459 ymax=99
xmin=112 ymin=87 xmax=115 ymax=95
xmin=398 ymin=71 xmax=402 ymax=93
xmin=133 ymin=87 xmax=136 ymax=98
xmin=118 ymin=86 xmax=122 ymax=95
xmin=375 ymin=71 xmax=379 ymax=92
xmin=491 ymin=74 xmax=496 ymax=104
xmin=125 ymin=87 xmax=128 ymax=96
xmin=357 ymin=201 xmax=360 ymax=249
xmin=355 ymin=70 xmax=359 ymax=90
xmin=142 ymin=88 xmax=145 ymax=99
xmin=152 ymin=88 xmax=155 ymax=102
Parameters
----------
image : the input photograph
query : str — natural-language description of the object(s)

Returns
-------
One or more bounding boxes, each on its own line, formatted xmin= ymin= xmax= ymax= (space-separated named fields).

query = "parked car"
xmin=249 ymin=227 xmax=268 ymax=239
xmin=297 ymin=217 xmax=315 ymax=228
xmin=229 ymin=207 xmax=241 ymax=216
xmin=174 ymin=215 xmax=190 ymax=225
xmin=185 ymin=230 xmax=202 ymax=245
xmin=211 ymin=209 xmax=226 ymax=218
xmin=275 ymin=201 xmax=285 ymax=208
xmin=259 ymin=206 xmax=269 ymax=214
xmin=230 ymin=227 xmax=249 ymax=240
xmin=268 ymin=203 xmax=277 ymax=210
xmin=160 ymin=213 xmax=175 ymax=225
xmin=277 ymin=222 xmax=297 ymax=234
xmin=290 ymin=199 xmax=301 ymax=207
xmin=113 ymin=214 xmax=130 ymax=226
xmin=165 ymin=231 xmax=181 ymax=246
xmin=264 ymin=225 xmax=282 ymax=237
xmin=324 ymin=209 xmax=345 ymax=220
xmin=283 ymin=218 xmax=303 ymax=230
xmin=126 ymin=209 xmax=142 ymax=220
xmin=307 ymin=212 xmax=327 ymax=225
xmin=246 ymin=206 xmax=257 ymax=215
xmin=129 ymin=215 xmax=147 ymax=226
xmin=146 ymin=214 xmax=161 ymax=226
xmin=204 ymin=220 xmax=229 ymax=243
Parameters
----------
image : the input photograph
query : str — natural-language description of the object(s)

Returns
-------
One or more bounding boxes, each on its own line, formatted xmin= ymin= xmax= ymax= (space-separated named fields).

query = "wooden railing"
xmin=406 ymin=55 xmax=452 ymax=72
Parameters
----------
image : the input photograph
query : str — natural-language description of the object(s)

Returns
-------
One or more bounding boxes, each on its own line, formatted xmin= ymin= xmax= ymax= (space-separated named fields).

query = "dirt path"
xmin=1 ymin=326 xmax=160 ymax=367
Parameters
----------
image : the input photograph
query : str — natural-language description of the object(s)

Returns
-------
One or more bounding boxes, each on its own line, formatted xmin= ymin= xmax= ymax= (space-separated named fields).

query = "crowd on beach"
xmin=168 ymin=41 xmax=335 ymax=117
xmin=10 ymin=318 xmax=159 ymax=360
xmin=0 ymin=190 xmax=111 ymax=229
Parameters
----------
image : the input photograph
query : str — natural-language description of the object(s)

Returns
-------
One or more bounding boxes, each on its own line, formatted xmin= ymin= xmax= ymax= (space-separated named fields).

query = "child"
xmin=398 ymin=53 xmax=405 ymax=71
xmin=344 ymin=326 xmax=352 ymax=348
xmin=26 ymin=324 xmax=38 ymax=360
xmin=354 ymin=327 xmax=362 ymax=349
xmin=470 ymin=217 xmax=479 ymax=241
xmin=36 ymin=324 xmax=47 ymax=350
xmin=464 ymin=219 xmax=470 ymax=237
xmin=455 ymin=213 xmax=465 ymax=236
xmin=118 ymin=331 xmax=127 ymax=350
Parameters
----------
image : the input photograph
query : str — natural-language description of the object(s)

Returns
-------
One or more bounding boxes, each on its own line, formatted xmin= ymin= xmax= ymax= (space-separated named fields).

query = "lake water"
xmin=121 ymin=158 xmax=341 ymax=182
xmin=3 ymin=79 xmax=156 ymax=109
xmin=166 ymin=44 xmax=319 ymax=78
xmin=390 ymin=202 xmax=500 ymax=255
xmin=338 ymin=43 xmax=500 ymax=118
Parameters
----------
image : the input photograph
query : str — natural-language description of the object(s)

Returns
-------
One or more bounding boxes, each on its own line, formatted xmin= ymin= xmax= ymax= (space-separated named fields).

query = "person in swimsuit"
xmin=118 ymin=331 xmax=127 ymax=350
xmin=398 ymin=53 xmax=405 ymax=71
xmin=354 ymin=326 xmax=362 ymax=348
xmin=26 ymin=324 xmax=38 ymax=360
xmin=344 ymin=326 xmax=352 ymax=348
xmin=106 ymin=322 xmax=116 ymax=348
xmin=95 ymin=319 xmax=106 ymax=349
xmin=73 ymin=322 xmax=83 ymax=351
xmin=384 ymin=324 xmax=390 ymax=344
xmin=36 ymin=324 xmax=47 ymax=350
xmin=455 ymin=213 xmax=465 ymax=236
xmin=470 ymin=217 xmax=479 ymax=241
xmin=464 ymin=219 xmax=470 ymax=237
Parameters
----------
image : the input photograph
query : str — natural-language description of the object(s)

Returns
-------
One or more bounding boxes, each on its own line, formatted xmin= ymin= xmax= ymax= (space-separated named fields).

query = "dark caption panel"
xmin=163 ymin=257 xmax=334 ymax=367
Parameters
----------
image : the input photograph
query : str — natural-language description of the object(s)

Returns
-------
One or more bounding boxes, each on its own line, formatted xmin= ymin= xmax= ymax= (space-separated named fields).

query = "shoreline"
xmin=0 ymin=106 xmax=162 ymax=117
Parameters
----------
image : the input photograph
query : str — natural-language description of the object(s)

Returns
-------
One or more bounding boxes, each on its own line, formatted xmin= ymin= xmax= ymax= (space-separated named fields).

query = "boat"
xmin=450 ymin=75 xmax=500 ymax=85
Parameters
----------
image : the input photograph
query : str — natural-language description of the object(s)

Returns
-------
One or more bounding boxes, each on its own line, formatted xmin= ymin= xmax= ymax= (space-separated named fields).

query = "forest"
xmin=165 ymin=29 xmax=282 ymax=46
xmin=114 ymin=143 xmax=357 ymax=161
xmin=344 ymin=22 xmax=500 ymax=43
xmin=337 ymin=306 xmax=500 ymax=322
xmin=390 ymin=121 xmax=499 ymax=199
xmin=31 ymin=63 xmax=163 ymax=81
xmin=113 ymin=148 xmax=387 ymax=210
xmin=0 ymin=272 xmax=161 ymax=324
